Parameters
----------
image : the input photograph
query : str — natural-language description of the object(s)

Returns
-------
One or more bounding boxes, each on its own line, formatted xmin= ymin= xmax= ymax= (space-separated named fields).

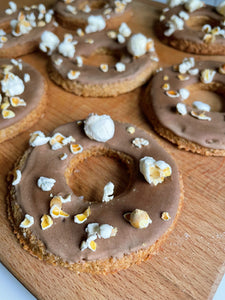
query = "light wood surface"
xmin=0 ymin=1 xmax=225 ymax=299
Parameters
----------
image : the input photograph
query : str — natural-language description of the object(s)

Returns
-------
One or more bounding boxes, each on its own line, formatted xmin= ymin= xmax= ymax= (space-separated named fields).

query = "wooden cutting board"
xmin=0 ymin=0 xmax=225 ymax=299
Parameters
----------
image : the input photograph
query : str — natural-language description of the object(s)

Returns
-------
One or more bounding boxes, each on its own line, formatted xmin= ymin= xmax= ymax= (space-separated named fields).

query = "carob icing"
xmin=13 ymin=120 xmax=181 ymax=263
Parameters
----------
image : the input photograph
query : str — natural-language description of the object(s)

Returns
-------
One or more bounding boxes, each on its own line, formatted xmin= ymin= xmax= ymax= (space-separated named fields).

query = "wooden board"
xmin=0 ymin=0 xmax=225 ymax=299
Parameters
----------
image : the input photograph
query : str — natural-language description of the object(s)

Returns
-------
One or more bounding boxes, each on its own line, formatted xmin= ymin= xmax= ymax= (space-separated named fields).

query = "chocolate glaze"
xmin=147 ymin=61 xmax=225 ymax=150
xmin=157 ymin=4 xmax=225 ymax=47
xmin=0 ymin=59 xmax=45 ymax=130
xmin=15 ymin=121 xmax=181 ymax=263
xmin=50 ymin=31 xmax=158 ymax=85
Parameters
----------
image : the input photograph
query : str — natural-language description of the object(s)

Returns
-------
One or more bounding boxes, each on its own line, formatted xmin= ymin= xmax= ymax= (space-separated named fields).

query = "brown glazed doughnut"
xmin=0 ymin=58 xmax=47 ymax=143
xmin=156 ymin=1 xmax=225 ymax=55
xmin=0 ymin=3 xmax=55 ymax=58
xmin=142 ymin=58 xmax=225 ymax=156
xmin=54 ymin=0 xmax=133 ymax=31
xmin=41 ymin=28 xmax=158 ymax=97
xmin=7 ymin=116 xmax=183 ymax=274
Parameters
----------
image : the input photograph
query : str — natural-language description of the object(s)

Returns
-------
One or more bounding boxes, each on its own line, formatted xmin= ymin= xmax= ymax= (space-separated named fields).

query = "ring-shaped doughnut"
xmin=7 ymin=119 xmax=183 ymax=274
xmin=156 ymin=3 xmax=225 ymax=55
xmin=142 ymin=59 xmax=225 ymax=156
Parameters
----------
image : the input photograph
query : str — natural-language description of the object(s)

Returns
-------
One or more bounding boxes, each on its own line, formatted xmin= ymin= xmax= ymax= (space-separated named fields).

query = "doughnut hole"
xmin=184 ymin=82 xmax=225 ymax=112
xmin=83 ymin=48 xmax=128 ymax=67
xmin=65 ymin=147 xmax=135 ymax=203
xmin=78 ymin=0 xmax=108 ymax=11
xmin=185 ymin=16 xmax=218 ymax=31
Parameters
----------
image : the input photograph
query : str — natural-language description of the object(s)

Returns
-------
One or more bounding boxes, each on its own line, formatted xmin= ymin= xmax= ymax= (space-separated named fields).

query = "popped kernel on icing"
xmin=85 ymin=15 xmax=106 ymax=34
xmin=70 ymin=143 xmax=83 ymax=154
xmin=139 ymin=156 xmax=172 ymax=186
xmin=161 ymin=211 xmax=171 ymax=221
xmin=20 ymin=214 xmax=34 ymax=228
xmin=190 ymin=110 xmax=211 ymax=121
xmin=192 ymin=101 xmax=211 ymax=112
xmin=10 ymin=96 xmax=26 ymax=107
xmin=12 ymin=169 xmax=22 ymax=185
xmin=126 ymin=126 xmax=135 ymax=134
xmin=50 ymin=132 xmax=75 ymax=150
xmin=115 ymin=62 xmax=126 ymax=72
xmin=127 ymin=33 xmax=155 ymax=57
xmin=176 ymin=102 xmax=187 ymax=115
xmin=67 ymin=70 xmax=80 ymax=80
xmin=184 ymin=0 xmax=205 ymax=13
xmin=50 ymin=204 xmax=70 ymax=219
xmin=118 ymin=22 xmax=131 ymax=37
xmin=1 ymin=72 xmax=24 ymax=97
xmin=41 ymin=214 xmax=53 ymax=230
xmin=178 ymin=57 xmax=195 ymax=74
xmin=74 ymin=206 xmax=91 ymax=224
xmin=166 ymin=90 xmax=180 ymax=98
xmin=58 ymin=34 xmax=77 ymax=58
xmin=132 ymin=137 xmax=149 ymax=148
xmin=200 ymin=69 xmax=216 ymax=84
xmin=166 ymin=0 xmax=187 ymax=8
xmin=37 ymin=176 xmax=56 ymax=191
xmin=40 ymin=31 xmax=60 ymax=55
xmin=5 ymin=1 xmax=17 ymax=15
xmin=102 ymin=182 xmax=114 ymax=203
xmin=100 ymin=64 xmax=109 ymax=72
xmin=84 ymin=114 xmax=115 ymax=142
xmin=124 ymin=209 xmax=152 ymax=229
xmin=164 ymin=15 xmax=184 ymax=37
xmin=66 ymin=5 xmax=77 ymax=15
xmin=59 ymin=153 xmax=68 ymax=160
xmin=29 ymin=131 xmax=50 ymax=147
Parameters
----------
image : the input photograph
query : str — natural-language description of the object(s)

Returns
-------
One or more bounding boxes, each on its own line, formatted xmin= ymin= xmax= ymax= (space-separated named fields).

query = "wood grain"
xmin=0 ymin=1 xmax=225 ymax=299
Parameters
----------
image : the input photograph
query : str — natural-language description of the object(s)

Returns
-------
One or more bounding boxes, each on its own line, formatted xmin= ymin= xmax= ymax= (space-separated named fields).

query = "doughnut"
xmin=39 ymin=28 xmax=159 ymax=97
xmin=0 ymin=58 xmax=47 ymax=143
xmin=156 ymin=0 xmax=225 ymax=55
xmin=7 ymin=114 xmax=183 ymax=274
xmin=54 ymin=0 xmax=133 ymax=31
xmin=0 ymin=2 xmax=56 ymax=58
xmin=142 ymin=58 xmax=225 ymax=156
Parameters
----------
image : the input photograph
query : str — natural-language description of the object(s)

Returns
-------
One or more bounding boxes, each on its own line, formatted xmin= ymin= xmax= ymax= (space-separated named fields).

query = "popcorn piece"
xmin=107 ymin=30 xmax=117 ymax=39
xmin=29 ymin=131 xmax=50 ymax=147
xmin=127 ymin=33 xmax=149 ymax=57
xmin=50 ymin=196 xmax=62 ymax=209
xmin=85 ymin=15 xmax=106 ymax=34
xmin=139 ymin=156 xmax=172 ymax=186
xmin=70 ymin=143 xmax=83 ymax=154
xmin=217 ymin=1 xmax=225 ymax=17
xmin=104 ymin=8 xmax=112 ymax=15
xmin=166 ymin=90 xmax=179 ymax=97
xmin=132 ymin=137 xmax=149 ymax=148
xmin=84 ymin=114 xmax=115 ymax=142
xmin=58 ymin=34 xmax=77 ymax=58
xmin=102 ymin=182 xmax=114 ymax=203
xmin=83 ymin=4 xmax=91 ymax=13
xmin=74 ymin=206 xmax=91 ymax=224
xmin=20 ymin=214 xmax=34 ymax=228
xmin=49 ymin=132 xmax=68 ymax=150
xmin=184 ymin=0 xmax=205 ymax=12
xmin=178 ymin=57 xmax=195 ymax=74
xmin=188 ymin=68 xmax=199 ymax=75
xmin=11 ymin=12 xmax=33 ymax=37
xmin=61 ymin=194 xmax=71 ymax=203
xmin=177 ymin=74 xmax=190 ymax=81
xmin=100 ymin=64 xmax=108 ymax=72
xmin=192 ymin=101 xmax=211 ymax=112
xmin=163 ymin=75 xmax=169 ymax=80
xmin=85 ymin=38 xmax=94 ymax=44
xmin=37 ymin=176 xmax=56 ymax=191
xmin=167 ymin=0 xmax=187 ymax=8
xmin=203 ymin=33 xmax=215 ymax=44
xmin=200 ymin=69 xmax=216 ymax=84
xmin=202 ymin=24 xmax=212 ymax=33
xmin=10 ymin=96 xmax=26 ymax=107
xmin=117 ymin=33 xmax=125 ymax=44
xmin=24 ymin=73 xmax=30 ymax=82
xmin=41 ymin=214 xmax=53 ymax=230
xmin=114 ymin=0 xmax=126 ymax=13
xmin=59 ymin=153 xmax=68 ymax=160
xmin=161 ymin=212 xmax=171 ymax=221
xmin=50 ymin=204 xmax=69 ymax=218
xmin=39 ymin=31 xmax=60 ymax=55
xmin=66 ymin=5 xmax=77 ymax=15
xmin=179 ymin=88 xmax=189 ymax=100
xmin=77 ymin=28 xmax=84 ymax=37
xmin=12 ymin=169 xmax=22 ymax=185
xmin=115 ymin=62 xmax=126 ymax=72
xmin=5 ymin=1 xmax=17 ymax=15
xmin=162 ymin=83 xmax=170 ymax=90
xmin=76 ymin=56 xmax=83 ymax=67
xmin=127 ymin=126 xmax=135 ymax=134
xmin=0 ymin=36 xmax=8 ymax=43
xmin=2 ymin=109 xmax=15 ymax=119
xmin=164 ymin=15 xmax=184 ymax=37
xmin=80 ymin=237 xmax=97 ymax=252
xmin=176 ymin=102 xmax=187 ymax=115
xmin=67 ymin=70 xmax=80 ymax=80
xmin=1 ymin=72 xmax=24 ymax=97
xmin=146 ymin=38 xmax=155 ymax=52
xmin=190 ymin=110 xmax=211 ymax=121
xmin=179 ymin=10 xmax=189 ymax=20
xmin=124 ymin=209 xmax=152 ymax=229
xmin=119 ymin=22 xmax=131 ymax=37
xmin=99 ymin=224 xmax=117 ymax=239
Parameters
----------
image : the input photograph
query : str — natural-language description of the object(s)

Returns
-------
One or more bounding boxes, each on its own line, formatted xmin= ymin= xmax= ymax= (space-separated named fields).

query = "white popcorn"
xmin=139 ymin=156 xmax=172 ymax=186
xmin=11 ymin=58 xmax=22 ymax=70
xmin=167 ymin=0 xmax=187 ymax=8
xmin=58 ymin=34 xmax=77 ymax=58
xmin=127 ymin=33 xmax=148 ymax=57
xmin=179 ymin=88 xmax=190 ymax=100
xmin=0 ymin=29 xmax=6 ymax=36
xmin=38 ymin=4 xmax=46 ymax=14
xmin=184 ymin=0 xmax=205 ymax=13
xmin=37 ymin=176 xmax=56 ymax=191
xmin=99 ymin=224 xmax=114 ymax=239
xmin=77 ymin=28 xmax=84 ymax=37
xmin=59 ymin=153 xmax=68 ymax=160
xmin=200 ymin=69 xmax=216 ymax=84
xmin=5 ymin=1 xmax=17 ymax=15
xmin=24 ymin=73 xmax=30 ymax=82
xmin=119 ymin=22 xmax=131 ymax=37
xmin=178 ymin=10 xmax=189 ymax=20
xmin=29 ymin=131 xmax=50 ymax=147
xmin=11 ymin=14 xmax=33 ymax=37
xmin=202 ymin=24 xmax=212 ymax=33
xmin=12 ymin=170 xmax=22 ymax=185
xmin=40 ymin=31 xmax=60 ymax=55
xmin=84 ymin=114 xmax=115 ymax=142
xmin=19 ymin=214 xmax=34 ymax=228
xmin=67 ymin=70 xmax=80 ymax=80
xmin=115 ymin=62 xmax=126 ymax=72
xmin=76 ymin=56 xmax=83 ymax=67
xmin=117 ymin=33 xmax=126 ymax=44
xmin=85 ymin=15 xmax=106 ymax=34
xmin=83 ymin=4 xmax=91 ymax=13
xmin=54 ymin=58 xmax=63 ymax=66
xmin=179 ymin=57 xmax=195 ymax=74
xmin=176 ymin=102 xmax=187 ymax=115
xmin=1 ymin=72 xmax=24 ymax=97
xmin=132 ymin=138 xmax=149 ymax=148
xmin=102 ymin=182 xmax=114 ymax=203
xmin=190 ymin=110 xmax=211 ymax=121
xmin=192 ymin=101 xmax=211 ymax=112
xmin=45 ymin=12 xmax=53 ymax=24
xmin=85 ymin=223 xmax=99 ymax=237
xmin=164 ymin=15 xmax=184 ymax=36
xmin=188 ymin=68 xmax=199 ymax=75
xmin=100 ymin=64 xmax=109 ymax=72
xmin=66 ymin=5 xmax=77 ymax=15
xmin=217 ymin=1 xmax=225 ymax=16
